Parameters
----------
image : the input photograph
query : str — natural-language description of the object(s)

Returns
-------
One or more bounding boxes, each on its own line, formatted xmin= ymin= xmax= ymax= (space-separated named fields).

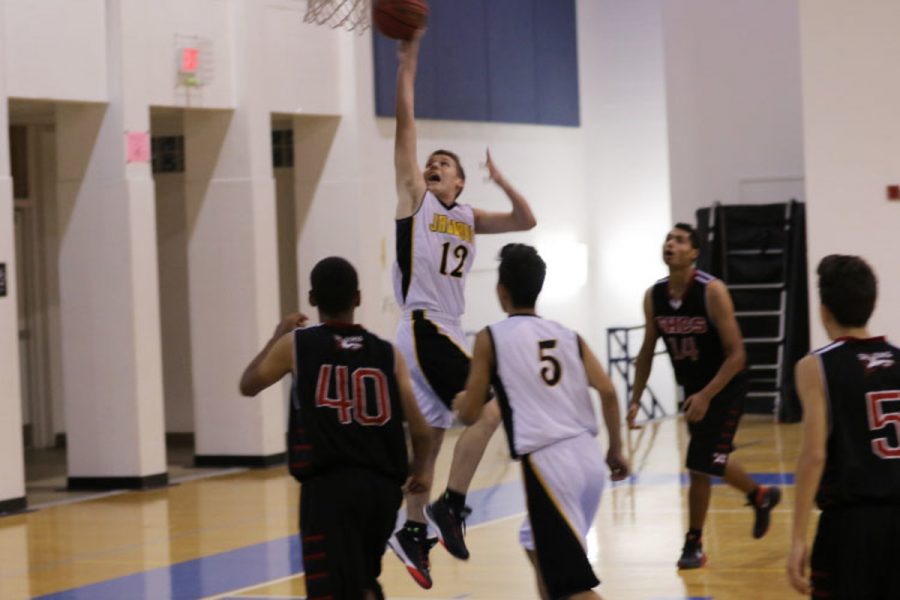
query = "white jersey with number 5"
xmin=393 ymin=191 xmax=476 ymax=320
xmin=488 ymin=315 xmax=598 ymax=457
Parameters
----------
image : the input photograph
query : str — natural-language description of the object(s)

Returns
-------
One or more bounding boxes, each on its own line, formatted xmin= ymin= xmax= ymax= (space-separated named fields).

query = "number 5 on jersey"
xmin=315 ymin=364 xmax=391 ymax=426
xmin=866 ymin=390 xmax=900 ymax=459
xmin=538 ymin=340 xmax=562 ymax=386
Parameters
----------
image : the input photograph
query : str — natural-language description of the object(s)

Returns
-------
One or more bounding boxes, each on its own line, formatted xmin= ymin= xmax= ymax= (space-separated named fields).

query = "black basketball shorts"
xmin=684 ymin=378 xmax=746 ymax=476
xmin=299 ymin=467 xmax=403 ymax=600
xmin=396 ymin=309 xmax=471 ymax=428
xmin=810 ymin=505 xmax=900 ymax=600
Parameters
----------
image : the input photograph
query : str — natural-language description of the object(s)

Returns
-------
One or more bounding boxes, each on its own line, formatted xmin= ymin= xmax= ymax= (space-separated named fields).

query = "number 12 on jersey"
xmin=439 ymin=242 xmax=468 ymax=278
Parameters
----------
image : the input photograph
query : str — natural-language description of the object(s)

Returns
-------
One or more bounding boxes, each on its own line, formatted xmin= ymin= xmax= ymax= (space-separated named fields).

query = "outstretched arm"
xmin=239 ymin=312 xmax=308 ymax=396
xmin=580 ymin=336 xmax=630 ymax=480
xmin=628 ymin=288 xmax=659 ymax=427
xmin=454 ymin=329 xmax=494 ymax=425
xmin=787 ymin=354 xmax=827 ymax=595
xmin=395 ymin=32 xmax=427 ymax=219
xmin=473 ymin=149 xmax=537 ymax=234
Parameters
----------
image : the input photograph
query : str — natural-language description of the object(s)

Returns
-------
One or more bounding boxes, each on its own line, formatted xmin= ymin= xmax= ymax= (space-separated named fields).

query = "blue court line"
xmin=33 ymin=473 xmax=788 ymax=600
xmin=612 ymin=472 xmax=794 ymax=487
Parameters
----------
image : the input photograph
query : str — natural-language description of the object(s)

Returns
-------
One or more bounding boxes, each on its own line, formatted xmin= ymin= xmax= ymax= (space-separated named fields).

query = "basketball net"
xmin=304 ymin=0 xmax=371 ymax=32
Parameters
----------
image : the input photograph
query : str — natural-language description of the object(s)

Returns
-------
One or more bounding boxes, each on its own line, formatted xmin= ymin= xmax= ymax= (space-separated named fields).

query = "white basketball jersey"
xmin=393 ymin=191 xmax=476 ymax=319
xmin=488 ymin=315 xmax=598 ymax=457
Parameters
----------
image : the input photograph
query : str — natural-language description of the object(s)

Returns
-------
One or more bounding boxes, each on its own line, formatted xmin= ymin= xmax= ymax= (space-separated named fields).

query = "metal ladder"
xmin=712 ymin=202 xmax=795 ymax=415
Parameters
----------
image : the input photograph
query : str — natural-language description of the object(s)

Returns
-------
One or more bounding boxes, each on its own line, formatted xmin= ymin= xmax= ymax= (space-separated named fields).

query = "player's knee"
xmin=689 ymin=469 xmax=711 ymax=483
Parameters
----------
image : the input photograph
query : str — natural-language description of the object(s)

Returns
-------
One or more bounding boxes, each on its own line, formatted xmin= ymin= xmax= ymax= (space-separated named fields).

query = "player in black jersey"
xmin=628 ymin=223 xmax=781 ymax=569
xmin=239 ymin=257 xmax=432 ymax=600
xmin=788 ymin=255 xmax=900 ymax=599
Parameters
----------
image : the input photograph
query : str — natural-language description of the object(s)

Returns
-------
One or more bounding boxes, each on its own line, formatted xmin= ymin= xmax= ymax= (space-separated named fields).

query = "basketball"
xmin=372 ymin=0 xmax=428 ymax=41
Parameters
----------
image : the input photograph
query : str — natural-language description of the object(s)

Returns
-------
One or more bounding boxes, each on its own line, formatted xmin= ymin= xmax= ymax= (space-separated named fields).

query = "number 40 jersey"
xmin=488 ymin=315 xmax=598 ymax=459
xmin=394 ymin=191 xmax=476 ymax=320
xmin=288 ymin=323 xmax=409 ymax=486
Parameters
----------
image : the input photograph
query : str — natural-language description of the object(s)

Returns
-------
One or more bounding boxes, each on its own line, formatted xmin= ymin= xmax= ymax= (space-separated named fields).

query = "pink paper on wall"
xmin=126 ymin=131 xmax=150 ymax=163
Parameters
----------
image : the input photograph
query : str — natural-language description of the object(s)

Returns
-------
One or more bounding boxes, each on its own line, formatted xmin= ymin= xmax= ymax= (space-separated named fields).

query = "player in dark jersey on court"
xmin=388 ymin=29 xmax=538 ymax=588
xmin=628 ymin=223 xmax=781 ymax=569
xmin=455 ymin=244 xmax=629 ymax=600
xmin=239 ymin=257 xmax=432 ymax=600
xmin=788 ymin=255 xmax=900 ymax=599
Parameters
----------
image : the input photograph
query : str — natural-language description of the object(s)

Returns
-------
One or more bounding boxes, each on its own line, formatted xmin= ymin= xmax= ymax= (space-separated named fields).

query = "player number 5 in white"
xmin=538 ymin=339 xmax=562 ymax=386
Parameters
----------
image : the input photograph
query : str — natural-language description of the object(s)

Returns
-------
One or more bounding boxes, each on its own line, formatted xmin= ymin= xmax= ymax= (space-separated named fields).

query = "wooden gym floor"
xmin=1 ymin=415 xmax=806 ymax=599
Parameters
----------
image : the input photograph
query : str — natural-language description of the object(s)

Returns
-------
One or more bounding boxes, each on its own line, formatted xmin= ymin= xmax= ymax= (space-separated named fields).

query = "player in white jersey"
xmin=387 ymin=30 xmax=538 ymax=589
xmin=456 ymin=244 xmax=629 ymax=600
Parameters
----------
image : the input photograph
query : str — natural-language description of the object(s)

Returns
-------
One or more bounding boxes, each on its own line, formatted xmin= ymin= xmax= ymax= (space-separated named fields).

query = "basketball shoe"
xmin=387 ymin=526 xmax=433 ymax=589
xmin=426 ymin=498 xmax=472 ymax=560
xmin=677 ymin=531 xmax=707 ymax=569
xmin=748 ymin=485 xmax=782 ymax=539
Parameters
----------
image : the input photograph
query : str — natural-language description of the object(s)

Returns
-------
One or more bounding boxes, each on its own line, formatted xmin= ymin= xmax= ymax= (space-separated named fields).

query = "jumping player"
xmin=239 ymin=257 xmax=432 ymax=600
xmin=627 ymin=223 xmax=781 ymax=568
xmin=788 ymin=255 xmax=900 ymax=598
xmin=455 ymin=244 xmax=629 ymax=600
xmin=387 ymin=30 xmax=538 ymax=588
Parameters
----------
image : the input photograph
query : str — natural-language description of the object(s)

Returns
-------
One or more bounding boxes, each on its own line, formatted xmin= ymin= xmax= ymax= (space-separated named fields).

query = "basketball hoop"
xmin=304 ymin=0 xmax=371 ymax=33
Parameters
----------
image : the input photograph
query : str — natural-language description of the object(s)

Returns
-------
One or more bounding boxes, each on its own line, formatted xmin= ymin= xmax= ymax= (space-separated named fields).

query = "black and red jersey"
xmin=288 ymin=322 xmax=408 ymax=485
xmin=652 ymin=270 xmax=738 ymax=395
xmin=814 ymin=336 xmax=900 ymax=508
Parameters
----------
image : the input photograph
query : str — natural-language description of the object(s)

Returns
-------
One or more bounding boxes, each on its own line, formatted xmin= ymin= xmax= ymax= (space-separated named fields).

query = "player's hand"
xmin=786 ymin=539 xmax=812 ymax=595
xmin=273 ymin=312 xmax=308 ymax=338
xmin=451 ymin=390 xmax=465 ymax=413
xmin=606 ymin=449 xmax=630 ymax=481
xmin=682 ymin=392 xmax=711 ymax=422
xmin=626 ymin=400 xmax=643 ymax=430
xmin=483 ymin=148 xmax=504 ymax=185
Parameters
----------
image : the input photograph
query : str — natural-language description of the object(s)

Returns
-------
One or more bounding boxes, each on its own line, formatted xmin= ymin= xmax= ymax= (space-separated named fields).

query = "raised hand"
xmin=483 ymin=148 xmax=504 ymax=185
xmin=273 ymin=312 xmax=308 ymax=338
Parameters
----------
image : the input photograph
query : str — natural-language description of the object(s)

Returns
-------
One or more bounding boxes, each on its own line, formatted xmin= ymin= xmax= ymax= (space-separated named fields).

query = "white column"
xmin=55 ymin=0 xmax=166 ymax=488
xmin=0 ymin=0 xmax=27 ymax=512
xmin=186 ymin=1 xmax=284 ymax=465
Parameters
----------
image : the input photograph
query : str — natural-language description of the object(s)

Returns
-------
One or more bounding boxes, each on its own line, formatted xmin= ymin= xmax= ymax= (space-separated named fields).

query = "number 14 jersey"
xmin=488 ymin=315 xmax=597 ymax=458
xmin=394 ymin=191 xmax=476 ymax=320
xmin=652 ymin=269 xmax=729 ymax=395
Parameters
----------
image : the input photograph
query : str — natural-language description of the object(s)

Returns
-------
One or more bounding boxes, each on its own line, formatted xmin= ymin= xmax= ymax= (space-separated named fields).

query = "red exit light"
xmin=181 ymin=48 xmax=199 ymax=74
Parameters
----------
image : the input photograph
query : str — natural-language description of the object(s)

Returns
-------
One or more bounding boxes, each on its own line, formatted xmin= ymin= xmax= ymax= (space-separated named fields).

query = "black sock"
xmin=687 ymin=528 xmax=702 ymax=541
xmin=404 ymin=520 xmax=426 ymax=539
xmin=442 ymin=488 xmax=466 ymax=511
xmin=747 ymin=487 xmax=761 ymax=505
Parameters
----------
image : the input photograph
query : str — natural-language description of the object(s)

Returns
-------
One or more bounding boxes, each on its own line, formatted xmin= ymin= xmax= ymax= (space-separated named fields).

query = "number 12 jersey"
xmin=394 ymin=191 xmax=476 ymax=320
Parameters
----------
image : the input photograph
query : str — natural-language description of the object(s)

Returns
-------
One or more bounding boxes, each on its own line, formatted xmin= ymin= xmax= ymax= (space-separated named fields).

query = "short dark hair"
xmin=498 ymin=244 xmax=546 ymax=309
xmin=817 ymin=254 xmax=877 ymax=327
xmin=310 ymin=257 xmax=359 ymax=314
xmin=674 ymin=222 xmax=700 ymax=250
